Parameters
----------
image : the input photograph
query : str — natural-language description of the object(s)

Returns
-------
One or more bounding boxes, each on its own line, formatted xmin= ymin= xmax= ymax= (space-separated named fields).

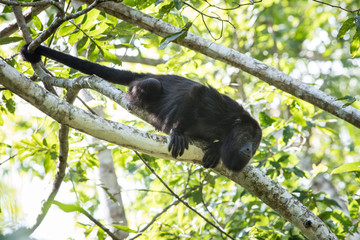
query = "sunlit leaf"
xmin=58 ymin=25 xmax=77 ymax=37
xmin=112 ymin=225 xmax=138 ymax=233
xmin=337 ymin=17 xmax=355 ymax=39
xmin=82 ymin=10 xmax=100 ymax=30
xmin=332 ymin=162 xmax=360 ymax=174
xmin=69 ymin=31 xmax=84 ymax=45
xmin=53 ymin=201 xmax=81 ymax=212
xmin=32 ymin=15 xmax=43 ymax=31
xmin=351 ymin=31 xmax=360 ymax=58
xmin=349 ymin=198 xmax=359 ymax=219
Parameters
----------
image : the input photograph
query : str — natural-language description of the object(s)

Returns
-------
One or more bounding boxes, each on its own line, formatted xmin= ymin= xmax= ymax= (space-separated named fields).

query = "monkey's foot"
xmin=203 ymin=142 xmax=221 ymax=168
xmin=168 ymin=130 xmax=189 ymax=158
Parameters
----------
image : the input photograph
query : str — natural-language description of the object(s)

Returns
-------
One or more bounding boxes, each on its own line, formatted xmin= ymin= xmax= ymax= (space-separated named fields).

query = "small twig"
xmin=199 ymin=176 xmax=224 ymax=230
xmin=0 ymin=0 xmax=61 ymax=9
xmin=0 ymin=154 xmax=17 ymax=166
xmin=79 ymin=207 xmax=121 ymax=240
xmin=182 ymin=1 xmax=235 ymax=41
xmin=203 ymin=0 xmax=262 ymax=11
xmin=313 ymin=0 xmax=360 ymax=13
xmin=135 ymin=152 xmax=235 ymax=240
xmin=129 ymin=200 xmax=181 ymax=240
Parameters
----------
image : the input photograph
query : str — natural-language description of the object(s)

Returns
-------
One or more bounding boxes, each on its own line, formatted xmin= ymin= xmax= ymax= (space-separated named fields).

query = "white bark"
xmin=0 ymin=60 xmax=338 ymax=240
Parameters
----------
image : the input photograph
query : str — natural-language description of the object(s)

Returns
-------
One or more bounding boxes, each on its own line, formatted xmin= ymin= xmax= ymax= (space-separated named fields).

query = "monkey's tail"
xmin=21 ymin=44 xmax=145 ymax=86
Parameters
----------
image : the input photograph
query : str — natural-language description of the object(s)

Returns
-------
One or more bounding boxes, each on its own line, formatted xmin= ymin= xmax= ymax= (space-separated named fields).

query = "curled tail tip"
xmin=20 ymin=43 xmax=41 ymax=63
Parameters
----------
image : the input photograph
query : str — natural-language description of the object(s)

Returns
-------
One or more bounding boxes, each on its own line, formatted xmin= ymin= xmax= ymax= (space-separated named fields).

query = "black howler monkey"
xmin=21 ymin=44 xmax=262 ymax=172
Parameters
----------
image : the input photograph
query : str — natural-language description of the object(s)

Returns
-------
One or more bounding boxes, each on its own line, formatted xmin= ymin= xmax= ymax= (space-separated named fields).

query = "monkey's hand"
xmin=168 ymin=129 xmax=189 ymax=158
xmin=203 ymin=141 xmax=221 ymax=168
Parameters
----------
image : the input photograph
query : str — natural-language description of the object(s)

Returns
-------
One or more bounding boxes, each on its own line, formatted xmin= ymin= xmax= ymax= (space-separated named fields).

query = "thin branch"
xmin=313 ymin=0 xmax=360 ymax=13
xmin=182 ymin=1 xmax=235 ymax=40
xmin=203 ymin=0 xmax=262 ymax=11
xmin=79 ymin=207 xmax=120 ymax=240
xmin=0 ymin=0 xmax=61 ymax=9
xmin=199 ymin=175 xmax=224 ymax=230
xmin=0 ymin=154 xmax=17 ymax=166
xmin=135 ymin=152 xmax=235 ymax=240
xmin=129 ymin=200 xmax=181 ymax=240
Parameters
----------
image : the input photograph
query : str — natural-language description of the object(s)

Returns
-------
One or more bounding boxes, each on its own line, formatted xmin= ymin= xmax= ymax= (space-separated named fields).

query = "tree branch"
xmin=0 ymin=4 xmax=51 ymax=39
xmin=0 ymin=60 xmax=338 ymax=240
xmin=313 ymin=0 xmax=360 ymax=13
xmin=79 ymin=0 xmax=360 ymax=129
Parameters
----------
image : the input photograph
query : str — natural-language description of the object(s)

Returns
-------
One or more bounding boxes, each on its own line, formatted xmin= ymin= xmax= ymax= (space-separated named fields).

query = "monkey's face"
xmin=220 ymin=119 xmax=262 ymax=171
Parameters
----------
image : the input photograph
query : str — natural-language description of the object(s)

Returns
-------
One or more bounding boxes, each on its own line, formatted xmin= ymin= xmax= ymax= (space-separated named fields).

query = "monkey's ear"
xmin=233 ymin=118 xmax=242 ymax=126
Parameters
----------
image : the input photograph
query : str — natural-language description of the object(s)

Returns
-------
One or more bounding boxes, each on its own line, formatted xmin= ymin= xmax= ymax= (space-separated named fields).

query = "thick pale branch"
xmin=80 ymin=0 xmax=360 ymax=129
xmin=0 ymin=60 xmax=337 ymax=240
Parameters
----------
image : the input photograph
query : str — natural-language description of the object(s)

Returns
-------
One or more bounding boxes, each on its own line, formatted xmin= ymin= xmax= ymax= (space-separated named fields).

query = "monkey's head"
xmin=221 ymin=115 xmax=262 ymax=171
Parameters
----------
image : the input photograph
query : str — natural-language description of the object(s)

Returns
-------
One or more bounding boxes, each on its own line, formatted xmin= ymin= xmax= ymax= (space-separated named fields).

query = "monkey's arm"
xmin=167 ymin=85 xmax=207 ymax=158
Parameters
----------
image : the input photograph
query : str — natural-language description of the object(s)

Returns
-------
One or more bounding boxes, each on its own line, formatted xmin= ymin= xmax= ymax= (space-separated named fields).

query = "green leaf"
xmin=68 ymin=31 xmax=84 ymax=45
xmin=259 ymin=112 xmax=276 ymax=127
xmin=332 ymin=162 xmax=360 ymax=174
xmin=158 ymin=23 xmax=192 ymax=49
xmin=191 ymin=189 xmax=202 ymax=204
xmin=355 ymin=15 xmax=360 ymax=30
xmin=337 ymin=95 xmax=357 ymax=107
xmin=82 ymin=10 xmax=100 ymax=30
xmin=112 ymin=225 xmax=138 ymax=233
xmin=2 ymin=5 xmax=12 ymax=13
xmin=58 ymin=25 xmax=77 ymax=37
xmin=53 ymin=201 xmax=81 ymax=212
xmin=32 ymin=15 xmax=43 ymax=31
xmin=337 ymin=17 xmax=355 ymax=39
xmin=88 ymin=22 xmax=108 ymax=37
xmin=102 ymin=49 xmax=122 ymax=65
xmin=350 ymin=31 xmax=360 ymax=58
xmin=159 ymin=2 xmax=174 ymax=19
xmin=349 ymin=199 xmax=359 ymax=219
xmin=174 ymin=0 xmax=183 ymax=10
xmin=283 ymin=125 xmax=294 ymax=144
xmin=0 ymin=37 xmax=23 ymax=45
xmin=290 ymin=103 xmax=307 ymax=126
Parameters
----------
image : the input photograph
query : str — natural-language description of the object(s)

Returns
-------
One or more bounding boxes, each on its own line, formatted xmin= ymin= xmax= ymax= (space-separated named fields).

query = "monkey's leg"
xmin=127 ymin=78 xmax=162 ymax=106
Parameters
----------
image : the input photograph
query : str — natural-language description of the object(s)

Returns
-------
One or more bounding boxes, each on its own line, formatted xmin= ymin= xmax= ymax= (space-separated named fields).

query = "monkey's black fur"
xmin=21 ymin=44 xmax=262 ymax=171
